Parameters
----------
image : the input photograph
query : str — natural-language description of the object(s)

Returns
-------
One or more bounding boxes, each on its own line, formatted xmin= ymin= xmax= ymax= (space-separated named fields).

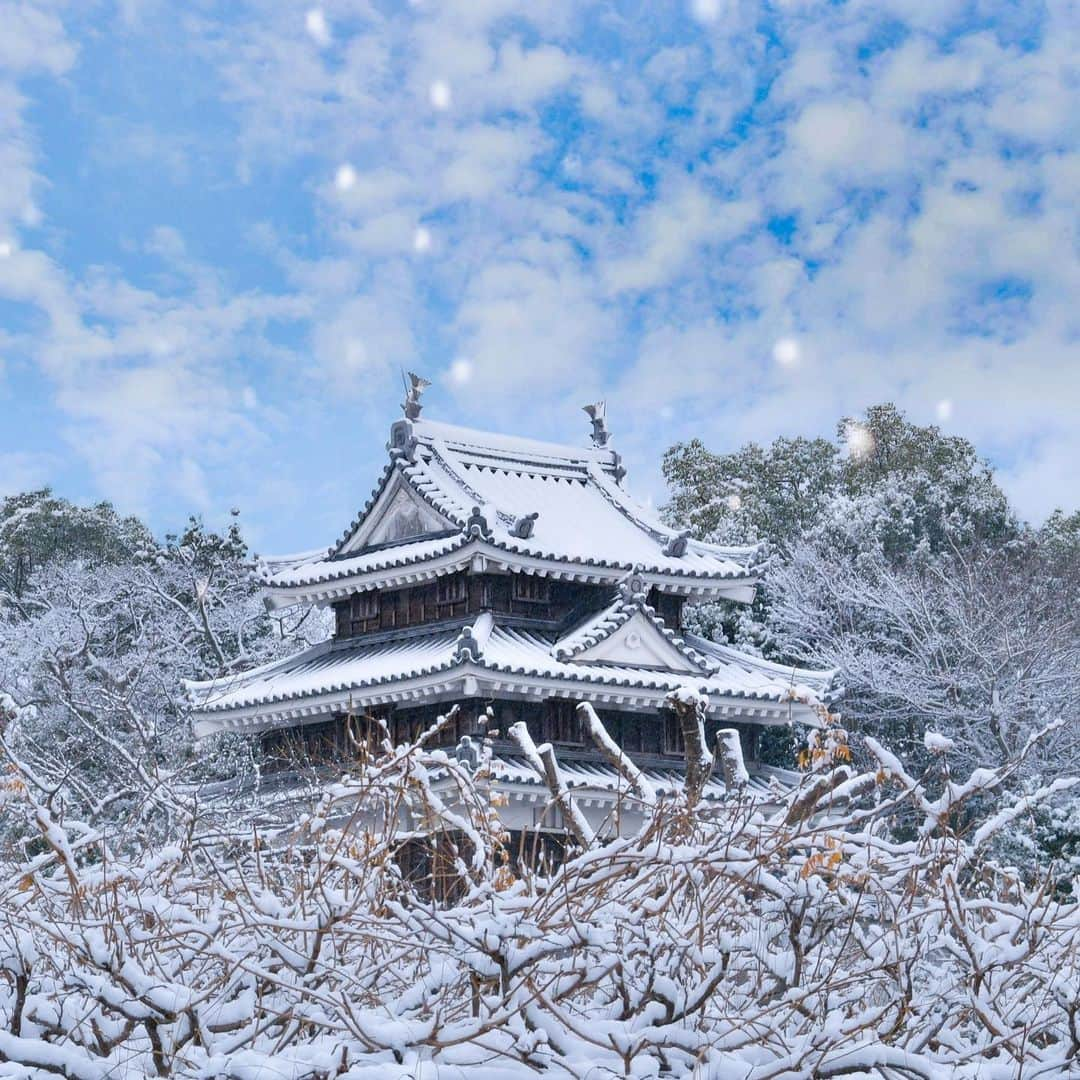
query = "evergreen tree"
xmin=664 ymin=404 xmax=1077 ymax=871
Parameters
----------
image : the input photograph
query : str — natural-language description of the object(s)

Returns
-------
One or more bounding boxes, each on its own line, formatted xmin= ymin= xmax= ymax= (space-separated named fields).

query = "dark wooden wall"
xmin=260 ymin=699 xmax=760 ymax=772
xmin=333 ymin=572 xmax=686 ymax=640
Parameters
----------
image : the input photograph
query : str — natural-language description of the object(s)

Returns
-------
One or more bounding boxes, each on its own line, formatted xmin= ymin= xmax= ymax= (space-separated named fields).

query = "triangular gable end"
xmin=338 ymin=471 xmax=458 ymax=555
xmin=568 ymin=609 xmax=702 ymax=673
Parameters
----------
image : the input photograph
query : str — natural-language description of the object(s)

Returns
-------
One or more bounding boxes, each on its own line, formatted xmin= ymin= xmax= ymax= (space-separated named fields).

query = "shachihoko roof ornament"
xmin=583 ymin=400 xmax=611 ymax=448
xmin=401 ymin=371 xmax=431 ymax=421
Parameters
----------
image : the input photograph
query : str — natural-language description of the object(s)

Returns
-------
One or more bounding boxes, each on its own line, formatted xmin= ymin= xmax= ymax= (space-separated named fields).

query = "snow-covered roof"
xmin=552 ymin=583 xmax=712 ymax=669
xmin=260 ymin=416 xmax=761 ymax=607
xmin=208 ymin=751 xmax=798 ymax=815
xmin=187 ymin=607 xmax=835 ymax=737
xmin=485 ymin=754 xmax=796 ymax=804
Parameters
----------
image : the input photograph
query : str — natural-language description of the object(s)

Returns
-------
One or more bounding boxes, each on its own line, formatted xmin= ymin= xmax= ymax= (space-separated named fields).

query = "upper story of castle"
xmin=257 ymin=378 xmax=763 ymax=625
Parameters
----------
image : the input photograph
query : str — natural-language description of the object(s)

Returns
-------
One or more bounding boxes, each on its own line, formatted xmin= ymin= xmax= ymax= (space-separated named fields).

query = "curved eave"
xmin=192 ymin=660 xmax=821 ymax=738
xmin=684 ymin=633 xmax=841 ymax=701
xmin=261 ymin=539 xmax=759 ymax=610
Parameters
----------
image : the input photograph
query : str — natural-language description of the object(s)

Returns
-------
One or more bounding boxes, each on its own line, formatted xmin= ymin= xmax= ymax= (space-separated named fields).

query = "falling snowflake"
xmin=335 ymin=164 xmax=357 ymax=191
xmin=772 ymin=337 xmax=801 ymax=369
xmin=305 ymin=9 xmax=331 ymax=47
xmin=725 ymin=493 xmax=743 ymax=511
xmin=690 ymin=0 xmax=725 ymax=22
xmin=429 ymin=80 xmax=452 ymax=110
xmin=936 ymin=399 xmax=953 ymax=422
xmin=413 ymin=226 xmax=432 ymax=253
xmin=344 ymin=340 xmax=368 ymax=371
xmin=844 ymin=421 xmax=875 ymax=460
xmin=0 ymin=241 xmax=12 ymax=258
xmin=449 ymin=359 xmax=473 ymax=385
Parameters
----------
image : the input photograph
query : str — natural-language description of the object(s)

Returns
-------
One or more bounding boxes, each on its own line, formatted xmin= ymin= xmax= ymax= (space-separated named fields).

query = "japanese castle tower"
xmin=189 ymin=380 xmax=832 ymax=834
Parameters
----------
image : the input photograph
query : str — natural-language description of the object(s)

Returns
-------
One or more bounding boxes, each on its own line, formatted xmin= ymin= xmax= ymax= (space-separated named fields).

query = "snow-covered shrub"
xmin=0 ymin=706 xmax=1077 ymax=1078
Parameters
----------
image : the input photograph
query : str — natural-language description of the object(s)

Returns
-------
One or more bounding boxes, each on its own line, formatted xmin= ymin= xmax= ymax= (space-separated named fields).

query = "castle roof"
xmin=187 ymin=605 xmax=836 ymax=737
xmin=189 ymin=398 xmax=837 ymax=742
xmin=259 ymin=417 xmax=761 ymax=608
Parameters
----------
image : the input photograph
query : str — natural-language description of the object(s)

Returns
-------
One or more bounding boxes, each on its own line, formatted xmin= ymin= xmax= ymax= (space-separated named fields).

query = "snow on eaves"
xmin=263 ymin=418 xmax=761 ymax=596
xmin=684 ymin=632 xmax=839 ymax=701
xmin=188 ymin=614 xmax=829 ymax=731
xmin=263 ymin=534 xmax=471 ymax=590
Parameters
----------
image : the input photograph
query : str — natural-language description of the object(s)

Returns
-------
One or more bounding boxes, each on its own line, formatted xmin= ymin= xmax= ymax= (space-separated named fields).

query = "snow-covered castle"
xmin=189 ymin=380 xmax=832 ymax=839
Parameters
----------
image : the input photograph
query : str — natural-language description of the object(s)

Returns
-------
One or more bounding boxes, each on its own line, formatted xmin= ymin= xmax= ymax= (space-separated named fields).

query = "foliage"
xmin=0 ymin=489 xmax=153 ymax=602
xmin=662 ymin=403 xmax=1014 ymax=558
xmin=0 ymin=494 xmax=326 ymax=849
xmin=664 ymin=402 xmax=1077 ymax=870
xmin=663 ymin=434 xmax=836 ymax=549
xmin=0 ymin=701 xmax=1076 ymax=1078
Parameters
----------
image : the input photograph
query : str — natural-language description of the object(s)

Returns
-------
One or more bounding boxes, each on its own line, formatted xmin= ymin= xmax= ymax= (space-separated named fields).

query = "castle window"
xmin=513 ymin=575 xmax=551 ymax=604
xmin=261 ymin=717 xmax=350 ymax=768
xmin=542 ymin=699 xmax=582 ymax=744
xmin=435 ymin=574 xmax=468 ymax=616
xmin=348 ymin=591 xmax=381 ymax=634
xmin=649 ymin=589 xmax=685 ymax=630
xmin=662 ymin=712 xmax=686 ymax=756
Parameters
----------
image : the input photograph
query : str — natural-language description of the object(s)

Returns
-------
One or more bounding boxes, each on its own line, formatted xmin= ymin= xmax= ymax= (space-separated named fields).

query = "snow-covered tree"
xmin=664 ymin=405 xmax=1077 ymax=869
xmin=0 ymin=495 xmax=326 ymax=849
xmin=0 ymin=700 xmax=1076 ymax=1078
xmin=663 ymin=404 xmax=1013 ymax=557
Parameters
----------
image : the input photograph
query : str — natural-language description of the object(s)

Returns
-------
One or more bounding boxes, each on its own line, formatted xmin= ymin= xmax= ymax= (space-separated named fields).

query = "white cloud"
xmin=453 ymin=254 xmax=612 ymax=406
xmin=2 ymin=0 xmax=1078 ymax=539
xmin=0 ymin=5 xmax=76 ymax=76
xmin=145 ymin=225 xmax=186 ymax=260
xmin=788 ymin=98 xmax=911 ymax=180
xmin=488 ymin=40 xmax=578 ymax=109
xmin=604 ymin=181 xmax=758 ymax=294
xmin=0 ymin=452 xmax=54 ymax=496
xmin=311 ymin=294 xmax=416 ymax=391
xmin=441 ymin=125 xmax=539 ymax=200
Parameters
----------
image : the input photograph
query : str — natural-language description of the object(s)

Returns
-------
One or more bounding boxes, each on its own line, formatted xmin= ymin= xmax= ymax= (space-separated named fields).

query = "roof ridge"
xmin=411 ymin=418 xmax=617 ymax=467
xmin=421 ymin=441 xmax=514 ymax=527
xmin=330 ymin=459 xmax=397 ymax=556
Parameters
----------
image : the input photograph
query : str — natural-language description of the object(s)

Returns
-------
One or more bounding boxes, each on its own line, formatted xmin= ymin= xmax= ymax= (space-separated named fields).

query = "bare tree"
xmin=1 ymin=697 xmax=1078 ymax=1078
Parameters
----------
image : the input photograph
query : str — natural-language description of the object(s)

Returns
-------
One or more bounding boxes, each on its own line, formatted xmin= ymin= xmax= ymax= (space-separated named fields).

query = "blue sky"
xmin=0 ymin=0 xmax=1076 ymax=554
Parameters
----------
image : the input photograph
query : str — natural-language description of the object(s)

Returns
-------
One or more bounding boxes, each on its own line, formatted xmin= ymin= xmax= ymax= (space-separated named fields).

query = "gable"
xmin=568 ymin=610 xmax=701 ymax=673
xmin=339 ymin=473 xmax=456 ymax=554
